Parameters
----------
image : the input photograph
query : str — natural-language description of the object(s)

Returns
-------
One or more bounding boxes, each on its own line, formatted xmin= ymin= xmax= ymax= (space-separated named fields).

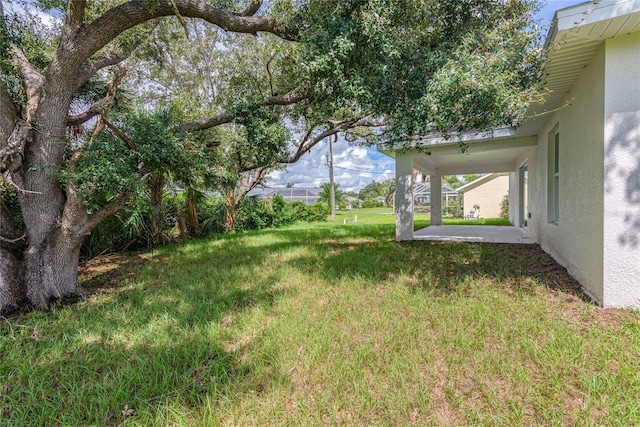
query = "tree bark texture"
xmin=224 ymin=189 xmax=237 ymax=233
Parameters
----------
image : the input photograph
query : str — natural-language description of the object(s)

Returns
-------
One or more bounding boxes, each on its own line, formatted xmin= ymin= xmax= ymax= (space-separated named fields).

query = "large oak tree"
xmin=0 ymin=0 xmax=542 ymax=314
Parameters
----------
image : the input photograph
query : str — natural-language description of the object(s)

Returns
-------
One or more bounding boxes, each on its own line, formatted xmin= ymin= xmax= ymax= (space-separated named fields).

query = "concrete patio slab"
xmin=413 ymin=225 xmax=533 ymax=244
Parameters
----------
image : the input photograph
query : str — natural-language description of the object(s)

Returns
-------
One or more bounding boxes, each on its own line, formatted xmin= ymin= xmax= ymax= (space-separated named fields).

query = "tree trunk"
xmin=176 ymin=217 xmax=188 ymax=238
xmin=224 ymin=189 xmax=236 ymax=232
xmin=23 ymin=229 xmax=86 ymax=309
xmin=185 ymin=198 xmax=199 ymax=235
xmin=0 ymin=248 xmax=25 ymax=315
xmin=0 ymin=209 xmax=88 ymax=314
xmin=147 ymin=176 xmax=167 ymax=246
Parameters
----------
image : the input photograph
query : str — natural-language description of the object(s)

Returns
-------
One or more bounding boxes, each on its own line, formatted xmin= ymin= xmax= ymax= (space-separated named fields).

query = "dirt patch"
xmin=78 ymin=252 xmax=165 ymax=291
xmin=499 ymin=244 xmax=584 ymax=296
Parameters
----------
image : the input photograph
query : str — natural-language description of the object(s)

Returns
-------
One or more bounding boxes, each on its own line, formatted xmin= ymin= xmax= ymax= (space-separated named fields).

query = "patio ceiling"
xmin=411 ymin=136 xmax=536 ymax=176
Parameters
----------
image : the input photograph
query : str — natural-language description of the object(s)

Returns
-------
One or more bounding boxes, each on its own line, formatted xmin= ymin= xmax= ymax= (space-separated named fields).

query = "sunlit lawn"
xmin=2 ymin=211 xmax=640 ymax=426
xmin=335 ymin=207 xmax=511 ymax=228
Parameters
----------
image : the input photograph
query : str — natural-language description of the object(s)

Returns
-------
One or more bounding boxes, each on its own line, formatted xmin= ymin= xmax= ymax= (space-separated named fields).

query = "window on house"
xmin=548 ymin=130 xmax=560 ymax=223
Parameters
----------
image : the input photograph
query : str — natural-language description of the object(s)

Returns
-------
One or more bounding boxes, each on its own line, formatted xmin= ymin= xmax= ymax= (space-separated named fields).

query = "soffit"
xmin=520 ymin=0 xmax=640 ymax=135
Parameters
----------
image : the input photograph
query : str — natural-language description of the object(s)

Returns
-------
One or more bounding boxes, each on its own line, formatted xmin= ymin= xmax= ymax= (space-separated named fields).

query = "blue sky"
xmin=267 ymin=0 xmax=589 ymax=192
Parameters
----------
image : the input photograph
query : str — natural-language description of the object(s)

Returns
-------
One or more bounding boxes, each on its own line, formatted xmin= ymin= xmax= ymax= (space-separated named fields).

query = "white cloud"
xmin=268 ymin=137 xmax=396 ymax=192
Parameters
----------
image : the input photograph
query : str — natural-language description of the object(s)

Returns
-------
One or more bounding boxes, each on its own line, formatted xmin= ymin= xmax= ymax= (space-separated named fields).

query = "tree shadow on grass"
xmin=3 ymin=325 xmax=286 ymax=426
xmin=304 ymin=239 xmax=586 ymax=299
xmin=239 ymin=226 xmax=588 ymax=300
xmin=3 ymin=251 xmax=290 ymax=425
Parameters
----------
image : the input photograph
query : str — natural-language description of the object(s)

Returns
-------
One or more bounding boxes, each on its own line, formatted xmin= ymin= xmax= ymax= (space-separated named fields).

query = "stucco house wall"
xmin=528 ymin=44 xmax=605 ymax=302
xmin=603 ymin=32 xmax=640 ymax=307
xmin=460 ymin=174 xmax=509 ymax=219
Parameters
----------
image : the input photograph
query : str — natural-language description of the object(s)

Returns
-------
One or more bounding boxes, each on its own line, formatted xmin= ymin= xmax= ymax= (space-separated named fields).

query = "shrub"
xmin=362 ymin=199 xmax=383 ymax=208
xmin=288 ymin=201 xmax=330 ymax=222
xmin=499 ymin=195 xmax=509 ymax=219
xmin=443 ymin=198 xmax=463 ymax=217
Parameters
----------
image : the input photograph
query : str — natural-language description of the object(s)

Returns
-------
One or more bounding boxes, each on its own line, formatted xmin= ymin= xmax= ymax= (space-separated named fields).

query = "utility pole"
xmin=329 ymin=134 xmax=336 ymax=220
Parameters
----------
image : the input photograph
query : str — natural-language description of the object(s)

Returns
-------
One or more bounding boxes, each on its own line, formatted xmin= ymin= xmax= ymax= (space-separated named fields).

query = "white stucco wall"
xmin=603 ymin=33 xmax=640 ymax=308
xmin=530 ymin=45 xmax=606 ymax=303
xmin=462 ymin=175 xmax=509 ymax=218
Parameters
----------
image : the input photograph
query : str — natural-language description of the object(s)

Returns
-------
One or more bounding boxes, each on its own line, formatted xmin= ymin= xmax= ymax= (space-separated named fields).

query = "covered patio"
xmin=414 ymin=225 xmax=532 ymax=244
xmin=381 ymin=127 xmax=536 ymax=242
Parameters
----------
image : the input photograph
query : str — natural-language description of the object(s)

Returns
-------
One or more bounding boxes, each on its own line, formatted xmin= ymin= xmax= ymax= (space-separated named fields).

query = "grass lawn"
xmin=334 ymin=207 xmax=511 ymax=228
xmin=2 ymin=212 xmax=640 ymax=426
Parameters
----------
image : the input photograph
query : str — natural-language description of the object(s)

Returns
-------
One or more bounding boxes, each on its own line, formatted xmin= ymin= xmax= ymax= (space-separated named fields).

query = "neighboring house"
xmin=247 ymin=187 xmax=321 ymax=205
xmin=413 ymin=182 xmax=459 ymax=205
xmin=345 ymin=196 xmax=361 ymax=209
xmin=381 ymin=1 xmax=640 ymax=308
xmin=456 ymin=173 xmax=510 ymax=219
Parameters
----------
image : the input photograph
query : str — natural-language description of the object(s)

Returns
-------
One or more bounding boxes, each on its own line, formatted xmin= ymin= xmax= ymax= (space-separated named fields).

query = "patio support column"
xmin=509 ymin=172 xmax=518 ymax=226
xmin=395 ymin=152 xmax=414 ymax=241
xmin=430 ymin=173 xmax=442 ymax=226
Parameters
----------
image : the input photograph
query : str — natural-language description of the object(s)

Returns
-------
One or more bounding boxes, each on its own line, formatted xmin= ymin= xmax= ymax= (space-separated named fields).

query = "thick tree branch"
xmin=61 ymin=180 xmax=128 ymax=239
xmin=63 ymin=0 xmax=87 ymax=37
xmin=286 ymin=115 xmax=385 ymax=164
xmin=81 ymin=194 xmax=128 ymax=236
xmin=10 ymin=44 xmax=44 ymax=120
xmin=179 ymin=112 xmax=233 ymax=133
xmin=76 ymin=52 xmax=132 ymax=89
xmin=102 ymin=117 xmax=135 ymax=150
xmin=66 ymin=100 xmax=108 ymax=127
xmin=72 ymin=0 xmax=296 ymax=76
xmin=288 ymin=127 xmax=340 ymax=164
xmin=234 ymin=167 xmax=268 ymax=203
xmin=180 ymin=91 xmax=311 ymax=132
xmin=68 ymin=69 xmax=127 ymax=127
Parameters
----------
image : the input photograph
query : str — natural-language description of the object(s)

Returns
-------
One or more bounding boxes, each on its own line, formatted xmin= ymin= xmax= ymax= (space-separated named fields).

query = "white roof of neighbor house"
xmin=414 ymin=182 xmax=457 ymax=195
xmin=247 ymin=187 xmax=320 ymax=198
xmin=455 ymin=173 xmax=509 ymax=193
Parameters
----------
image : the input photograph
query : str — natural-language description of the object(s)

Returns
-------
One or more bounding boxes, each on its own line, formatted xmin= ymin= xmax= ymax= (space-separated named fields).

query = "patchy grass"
xmin=2 ymin=220 xmax=640 ymax=426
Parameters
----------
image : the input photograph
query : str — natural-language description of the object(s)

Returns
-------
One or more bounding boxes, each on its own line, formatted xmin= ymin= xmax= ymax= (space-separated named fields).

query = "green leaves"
xmin=233 ymin=102 xmax=289 ymax=168
xmin=61 ymin=109 xmax=191 ymax=213
xmin=62 ymin=132 xmax=138 ymax=214
xmin=294 ymin=0 xmax=542 ymax=143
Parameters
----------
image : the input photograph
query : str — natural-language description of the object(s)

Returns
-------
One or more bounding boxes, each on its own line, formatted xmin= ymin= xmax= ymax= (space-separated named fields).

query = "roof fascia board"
xmin=556 ymin=0 xmax=640 ymax=32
